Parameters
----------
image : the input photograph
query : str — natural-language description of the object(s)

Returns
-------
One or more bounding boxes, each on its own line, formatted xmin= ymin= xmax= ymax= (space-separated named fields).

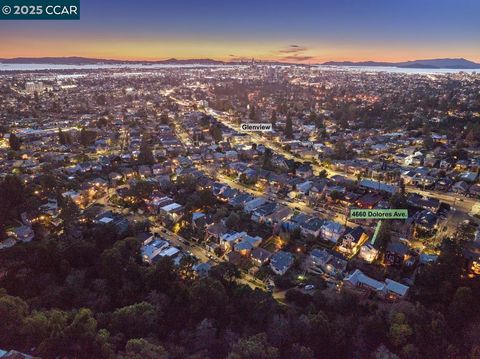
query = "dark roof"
xmin=297 ymin=163 xmax=312 ymax=171
xmin=270 ymin=251 xmax=294 ymax=271
xmin=301 ymin=218 xmax=325 ymax=232
xmin=386 ymin=241 xmax=409 ymax=256
xmin=251 ymin=247 xmax=272 ymax=262
xmin=227 ymin=251 xmax=243 ymax=266
xmin=345 ymin=226 xmax=366 ymax=242
xmin=414 ymin=210 xmax=438 ymax=228
xmin=253 ymin=202 xmax=277 ymax=216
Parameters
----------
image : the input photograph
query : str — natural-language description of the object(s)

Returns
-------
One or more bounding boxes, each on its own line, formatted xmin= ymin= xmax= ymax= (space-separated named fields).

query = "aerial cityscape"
xmin=0 ymin=1 xmax=480 ymax=359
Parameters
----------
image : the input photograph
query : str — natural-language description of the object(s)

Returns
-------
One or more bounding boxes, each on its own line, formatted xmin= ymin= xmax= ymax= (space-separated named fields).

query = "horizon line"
xmin=1 ymin=55 xmax=479 ymax=66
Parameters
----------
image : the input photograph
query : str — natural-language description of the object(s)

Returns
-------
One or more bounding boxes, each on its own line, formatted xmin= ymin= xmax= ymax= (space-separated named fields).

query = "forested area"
xmin=1 ymin=223 xmax=480 ymax=359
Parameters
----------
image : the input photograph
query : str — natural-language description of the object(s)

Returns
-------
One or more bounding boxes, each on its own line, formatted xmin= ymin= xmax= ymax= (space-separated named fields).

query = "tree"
xmin=414 ymin=239 xmax=464 ymax=305
xmin=159 ymin=112 xmax=169 ymax=125
xmin=189 ymin=278 xmax=228 ymax=320
xmin=318 ymin=169 xmax=328 ymax=178
xmin=228 ymin=333 xmax=279 ymax=359
xmin=58 ymin=128 xmax=66 ymax=145
xmin=273 ymin=274 xmax=295 ymax=290
xmin=388 ymin=312 xmax=412 ymax=347
xmin=373 ymin=345 xmax=400 ymax=359
xmin=96 ymin=94 xmax=107 ymax=106
xmin=335 ymin=103 xmax=354 ymax=129
xmin=119 ymin=339 xmax=169 ymax=359
xmin=290 ymin=344 xmax=315 ymax=359
xmin=176 ymin=173 xmax=196 ymax=193
xmin=210 ymin=125 xmax=223 ymax=143
xmin=314 ymin=116 xmax=324 ymax=130
xmin=465 ymin=124 xmax=480 ymax=145
xmin=448 ymin=287 xmax=475 ymax=329
xmin=110 ymin=302 xmax=157 ymax=339
xmin=401 ymin=344 xmax=421 ymax=359
xmin=262 ymin=147 xmax=273 ymax=170
xmin=0 ymin=291 xmax=29 ymax=346
xmin=309 ymin=111 xmax=323 ymax=129
xmin=329 ymin=190 xmax=343 ymax=202
xmin=285 ymin=289 xmax=312 ymax=307
xmin=284 ymin=114 xmax=293 ymax=139
xmin=225 ymin=212 xmax=240 ymax=230
xmin=376 ymin=220 xmax=392 ymax=250
xmin=389 ymin=193 xmax=406 ymax=209
xmin=0 ymin=175 xmax=26 ymax=238
xmin=79 ymin=127 xmax=97 ymax=147
xmin=270 ymin=110 xmax=277 ymax=127
xmin=423 ymin=135 xmax=434 ymax=151
xmin=138 ymin=136 xmax=155 ymax=165
xmin=22 ymin=311 xmax=50 ymax=348
xmin=194 ymin=318 xmax=217 ymax=351
xmin=209 ymin=262 xmax=240 ymax=283
xmin=8 ymin=132 xmax=21 ymax=151
xmin=97 ymin=117 xmax=108 ymax=128
xmin=249 ymin=105 xmax=256 ymax=121
xmin=333 ymin=139 xmax=349 ymax=160
xmin=65 ymin=308 xmax=97 ymax=340
xmin=130 ymin=180 xmax=156 ymax=198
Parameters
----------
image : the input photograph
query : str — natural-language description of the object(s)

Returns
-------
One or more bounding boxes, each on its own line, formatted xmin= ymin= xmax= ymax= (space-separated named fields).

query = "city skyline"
xmin=1 ymin=0 xmax=479 ymax=63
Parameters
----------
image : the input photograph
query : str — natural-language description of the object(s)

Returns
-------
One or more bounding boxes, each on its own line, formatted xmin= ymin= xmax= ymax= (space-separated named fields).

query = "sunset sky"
xmin=0 ymin=0 xmax=479 ymax=63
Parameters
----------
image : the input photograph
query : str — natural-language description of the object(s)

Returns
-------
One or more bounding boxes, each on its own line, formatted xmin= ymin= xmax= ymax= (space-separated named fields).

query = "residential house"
xmin=321 ymin=221 xmax=345 ymax=243
xmin=413 ymin=210 xmax=438 ymax=235
xmin=192 ymin=212 xmax=208 ymax=234
xmin=0 ymin=349 xmax=35 ymax=359
xmin=356 ymin=193 xmax=383 ymax=209
xmin=234 ymin=234 xmax=263 ymax=255
xmin=307 ymin=248 xmax=347 ymax=277
xmin=359 ymin=220 xmax=382 ymax=263
xmin=468 ymin=184 xmax=480 ymax=198
xmin=359 ymin=179 xmax=397 ymax=195
xmin=264 ymin=206 xmax=292 ymax=226
xmin=220 ymin=231 xmax=246 ymax=251
xmin=359 ymin=243 xmax=379 ymax=263
xmin=452 ymin=181 xmax=469 ymax=194
xmin=270 ymin=251 xmax=294 ymax=275
xmin=141 ymin=235 xmax=170 ymax=263
xmin=337 ymin=226 xmax=369 ymax=255
xmin=407 ymin=194 xmax=440 ymax=213
xmin=300 ymin=217 xmax=324 ymax=238
xmin=193 ymin=262 xmax=212 ymax=278
xmin=251 ymin=202 xmax=277 ymax=223
xmin=244 ymin=197 xmax=268 ymax=213
xmin=95 ymin=212 xmax=130 ymax=235
xmin=385 ymin=241 xmax=409 ymax=266
xmin=205 ymin=222 xmax=227 ymax=242
xmin=251 ymin=247 xmax=272 ymax=266
xmin=296 ymin=163 xmax=313 ymax=179
xmin=159 ymin=202 xmax=184 ymax=223
xmin=344 ymin=269 xmax=409 ymax=301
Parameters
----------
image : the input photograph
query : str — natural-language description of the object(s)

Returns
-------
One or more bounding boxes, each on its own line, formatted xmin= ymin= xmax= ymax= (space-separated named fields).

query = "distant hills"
xmin=322 ymin=58 xmax=480 ymax=69
xmin=1 ymin=56 xmax=479 ymax=69
xmin=0 ymin=56 xmax=228 ymax=65
xmin=0 ymin=56 xmax=304 ymax=67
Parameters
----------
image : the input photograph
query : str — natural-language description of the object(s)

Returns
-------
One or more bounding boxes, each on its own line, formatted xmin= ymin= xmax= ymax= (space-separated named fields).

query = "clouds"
xmin=281 ymin=55 xmax=315 ymax=62
xmin=276 ymin=45 xmax=314 ymax=63
xmin=278 ymin=44 xmax=309 ymax=54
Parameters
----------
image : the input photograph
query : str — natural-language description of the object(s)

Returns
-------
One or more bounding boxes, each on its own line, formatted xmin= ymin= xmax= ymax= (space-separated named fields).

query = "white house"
xmin=320 ymin=221 xmax=345 ymax=243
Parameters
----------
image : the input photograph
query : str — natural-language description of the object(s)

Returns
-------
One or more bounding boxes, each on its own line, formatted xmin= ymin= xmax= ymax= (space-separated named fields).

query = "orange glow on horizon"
xmin=1 ymin=37 xmax=479 ymax=64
